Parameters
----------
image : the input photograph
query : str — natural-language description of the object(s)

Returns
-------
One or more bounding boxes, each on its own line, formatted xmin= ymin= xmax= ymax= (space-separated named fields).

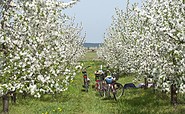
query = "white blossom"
xmin=0 ymin=0 xmax=84 ymax=97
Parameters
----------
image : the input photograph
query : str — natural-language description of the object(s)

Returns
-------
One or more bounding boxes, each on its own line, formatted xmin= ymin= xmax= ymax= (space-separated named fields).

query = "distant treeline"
xmin=83 ymin=43 xmax=102 ymax=48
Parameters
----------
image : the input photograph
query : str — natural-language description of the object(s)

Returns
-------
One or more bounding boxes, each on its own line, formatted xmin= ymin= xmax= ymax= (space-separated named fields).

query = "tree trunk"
xmin=22 ymin=91 xmax=27 ymax=99
xmin=171 ymin=84 xmax=177 ymax=105
xmin=144 ymin=77 xmax=148 ymax=89
xmin=2 ymin=94 xmax=9 ymax=113
xmin=153 ymin=81 xmax=156 ymax=93
xmin=10 ymin=92 xmax=16 ymax=104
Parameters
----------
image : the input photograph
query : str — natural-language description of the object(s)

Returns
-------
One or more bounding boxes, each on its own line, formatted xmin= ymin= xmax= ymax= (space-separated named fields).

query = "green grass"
xmin=1 ymin=53 xmax=185 ymax=114
xmin=81 ymin=50 xmax=100 ymax=61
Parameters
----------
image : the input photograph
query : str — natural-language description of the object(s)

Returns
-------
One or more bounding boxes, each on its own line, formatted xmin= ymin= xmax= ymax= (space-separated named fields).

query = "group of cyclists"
xmin=82 ymin=65 xmax=124 ymax=100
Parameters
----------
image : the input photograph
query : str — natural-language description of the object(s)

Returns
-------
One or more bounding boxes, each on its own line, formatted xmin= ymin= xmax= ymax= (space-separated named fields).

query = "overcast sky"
xmin=63 ymin=0 xmax=141 ymax=43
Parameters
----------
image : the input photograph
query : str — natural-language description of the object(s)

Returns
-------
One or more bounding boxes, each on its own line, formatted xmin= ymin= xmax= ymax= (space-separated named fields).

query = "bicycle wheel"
xmin=109 ymin=84 xmax=117 ymax=100
xmin=99 ymin=89 xmax=106 ymax=97
xmin=99 ymin=81 xmax=107 ymax=97
xmin=113 ymin=82 xmax=124 ymax=99
xmin=84 ymin=79 xmax=88 ymax=92
xmin=107 ymin=84 xmax=112 ymax=98
xmin=95 ymin=80 xmax=100 ymax=91
xmin=113 ymin=91 xmax=117 ymax=101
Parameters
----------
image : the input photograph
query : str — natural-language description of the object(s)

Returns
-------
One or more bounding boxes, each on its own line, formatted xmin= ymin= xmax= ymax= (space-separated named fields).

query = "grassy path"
xmin=2 ymin=51 xmax=185 ymax=114
xmin=60 ymin=60 xmax=185 ymax=114
xmin=61 ymin=61 xmax=119 ymax=114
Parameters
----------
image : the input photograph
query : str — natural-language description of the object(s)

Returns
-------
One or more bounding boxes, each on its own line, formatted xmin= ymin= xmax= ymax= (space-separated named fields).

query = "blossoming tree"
xmin=0 ymin=0 xmax=84 ymax=112
xmin=97 ymin=1 xmax=142 ymax=74
xmin=98 ymin=0 xmax=185 ymax=105
xmin=138 ymin=0 xmax=185 ymax=105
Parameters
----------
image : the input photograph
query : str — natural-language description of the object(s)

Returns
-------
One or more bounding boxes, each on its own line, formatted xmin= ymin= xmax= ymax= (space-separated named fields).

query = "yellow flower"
xmin=58 ymin=107 xmax=62 ymax=112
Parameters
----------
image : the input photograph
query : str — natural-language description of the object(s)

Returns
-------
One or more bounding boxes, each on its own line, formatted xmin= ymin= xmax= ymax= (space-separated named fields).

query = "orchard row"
xmin=97 ymin=0 xmax=185 ymax=104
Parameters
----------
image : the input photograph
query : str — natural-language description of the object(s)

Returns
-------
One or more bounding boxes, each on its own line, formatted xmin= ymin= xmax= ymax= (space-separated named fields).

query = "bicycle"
xmin=94 ymin=70 xmax=106 ymax=96
xmin=102 ymin=70 xmax=124 ymax=100
xmin=94 ymin=65 xmax=109 ymax=96
xmin=82 ymin=66 xmax=91 ymax=92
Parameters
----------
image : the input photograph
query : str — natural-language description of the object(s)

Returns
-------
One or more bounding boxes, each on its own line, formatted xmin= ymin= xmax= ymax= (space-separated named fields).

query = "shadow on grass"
xmin=115 ymin=88 xmax=185 ymax=114
xmin=101 ymin=97 xmax=117 ymax=103
xmin=81 ymin=89 xmax=89 ymax=92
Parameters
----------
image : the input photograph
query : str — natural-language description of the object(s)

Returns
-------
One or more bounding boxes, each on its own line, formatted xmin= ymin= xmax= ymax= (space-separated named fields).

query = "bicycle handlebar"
xmin=84 ymin=66 xmax=91 ymax=70
xmin=82 ymin=66 xmax=91 ymax=72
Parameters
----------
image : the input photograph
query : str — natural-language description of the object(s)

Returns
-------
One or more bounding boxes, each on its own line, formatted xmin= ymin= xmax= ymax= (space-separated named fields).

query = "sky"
xmin=63 ymin=0 xmax=142 ymax=43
